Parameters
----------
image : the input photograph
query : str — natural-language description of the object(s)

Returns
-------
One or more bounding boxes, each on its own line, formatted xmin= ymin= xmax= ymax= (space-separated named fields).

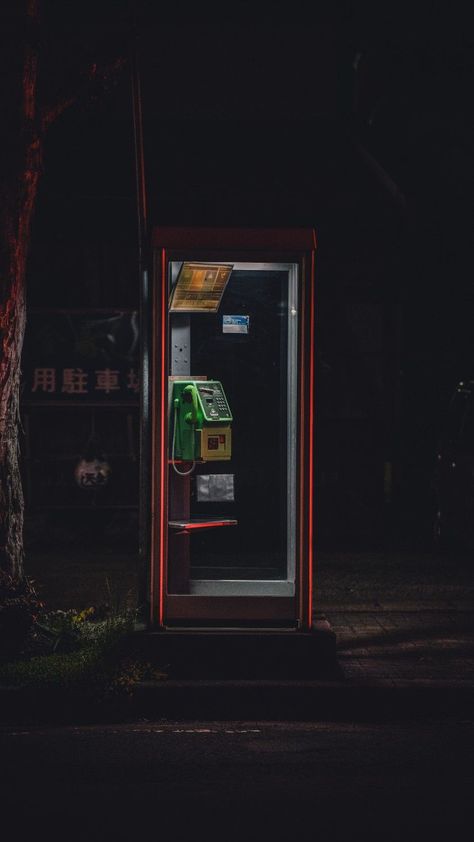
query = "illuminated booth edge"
xmin=142 ymin=227 xmax=323 ymax=640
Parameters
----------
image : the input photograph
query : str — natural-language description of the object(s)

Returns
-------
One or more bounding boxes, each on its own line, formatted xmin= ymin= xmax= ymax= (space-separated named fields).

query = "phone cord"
xmin=172 ymin=404 xmax=196 ymax=476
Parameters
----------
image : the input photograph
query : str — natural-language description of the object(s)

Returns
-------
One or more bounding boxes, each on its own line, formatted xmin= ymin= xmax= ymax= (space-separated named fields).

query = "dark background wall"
xmin=21 ymin=2 xmax=473 ymax=552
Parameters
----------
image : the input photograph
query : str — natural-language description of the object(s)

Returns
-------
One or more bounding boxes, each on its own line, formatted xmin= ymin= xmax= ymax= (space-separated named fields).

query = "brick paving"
xmin=324 ymin=609 xmax=474 ymax=684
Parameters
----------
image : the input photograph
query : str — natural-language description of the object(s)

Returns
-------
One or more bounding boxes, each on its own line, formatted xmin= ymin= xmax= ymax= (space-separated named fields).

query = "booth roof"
xmin=151 ymin=227 xmax=317 ymax=251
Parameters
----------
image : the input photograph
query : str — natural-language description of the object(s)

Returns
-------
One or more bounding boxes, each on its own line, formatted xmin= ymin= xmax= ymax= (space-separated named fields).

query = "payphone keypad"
xmin=198 ymin=383 xmax=232 ymax=422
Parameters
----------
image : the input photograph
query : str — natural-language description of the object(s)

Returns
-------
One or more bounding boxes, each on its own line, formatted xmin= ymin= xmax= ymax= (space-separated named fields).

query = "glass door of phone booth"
xmin=148 ymin=228 xmax=316 ymax=629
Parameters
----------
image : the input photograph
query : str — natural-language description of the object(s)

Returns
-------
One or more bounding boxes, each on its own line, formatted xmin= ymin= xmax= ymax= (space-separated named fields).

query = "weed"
xmin=0 ymin=572 xmax=44 ymax=660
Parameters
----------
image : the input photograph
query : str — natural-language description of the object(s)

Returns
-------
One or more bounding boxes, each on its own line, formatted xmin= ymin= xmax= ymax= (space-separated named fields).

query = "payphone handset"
xmin=171 ymin=380 xmax=232 ymax=475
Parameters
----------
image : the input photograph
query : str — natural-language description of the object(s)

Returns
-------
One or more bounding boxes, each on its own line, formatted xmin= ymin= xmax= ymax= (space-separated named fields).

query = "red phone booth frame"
xmin=143 ymin=227 xmax=316 ymax=631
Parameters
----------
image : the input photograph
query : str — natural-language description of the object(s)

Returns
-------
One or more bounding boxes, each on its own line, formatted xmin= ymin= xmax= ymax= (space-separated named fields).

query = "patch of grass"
xmin=0 ymin=647 xmax=104 ymax=689
xmin=0 ymin=610 xmax=166 ymax=701
xmin=34 ymin=606 xmax=135 ymax=653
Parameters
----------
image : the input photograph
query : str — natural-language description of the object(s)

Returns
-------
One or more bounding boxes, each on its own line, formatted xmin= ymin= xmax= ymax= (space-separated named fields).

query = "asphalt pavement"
xmin=0 ymin=718 xmax=472 ymax=841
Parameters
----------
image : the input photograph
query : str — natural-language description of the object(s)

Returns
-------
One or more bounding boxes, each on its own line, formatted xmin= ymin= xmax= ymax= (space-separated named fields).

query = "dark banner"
xmin=21 ymin=311 xmax=140 ymax=403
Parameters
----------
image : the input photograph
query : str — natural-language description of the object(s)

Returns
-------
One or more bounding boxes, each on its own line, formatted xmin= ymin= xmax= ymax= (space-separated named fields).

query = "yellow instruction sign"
xmin=169 ymin=263 xmax=233 ymax=313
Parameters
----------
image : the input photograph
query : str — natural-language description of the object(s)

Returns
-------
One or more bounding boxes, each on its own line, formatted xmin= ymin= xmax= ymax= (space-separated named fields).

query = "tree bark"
xmin=0 ymin=2 xmax=125 ymax=579
xmin=0 ymin=0 xmax=40 ymax=579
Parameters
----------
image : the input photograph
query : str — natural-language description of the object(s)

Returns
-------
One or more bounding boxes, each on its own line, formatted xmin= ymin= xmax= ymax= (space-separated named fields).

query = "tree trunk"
xmin=0 ymin=252 xmax=27 ymax=581
xmin=0 ymin=2 xmax=124 ymax=579
xmin=0 ymin=0 xmax=40 ymax=579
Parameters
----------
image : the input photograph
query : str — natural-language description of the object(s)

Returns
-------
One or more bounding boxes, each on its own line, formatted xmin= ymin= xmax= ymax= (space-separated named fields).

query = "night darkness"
xmin=1 ymin=4 xmax=474 ymax=840
xmin=2 ymin=1 xmax=474 ymax=570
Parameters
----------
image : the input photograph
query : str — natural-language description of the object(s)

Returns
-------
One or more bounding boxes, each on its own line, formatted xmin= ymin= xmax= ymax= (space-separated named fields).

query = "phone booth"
xmin=142 ymin=226 xmax=324 ymax=651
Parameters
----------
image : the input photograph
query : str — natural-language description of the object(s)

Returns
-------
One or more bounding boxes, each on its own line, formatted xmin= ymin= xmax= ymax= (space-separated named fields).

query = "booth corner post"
xmin=131 ymin=43 xmax=154 ymax=626
xmin=141 ymin=227 xmax=317 ymax=638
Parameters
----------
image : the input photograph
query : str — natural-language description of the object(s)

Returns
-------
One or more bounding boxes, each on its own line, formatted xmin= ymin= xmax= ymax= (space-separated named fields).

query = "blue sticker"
xmin=223 ymin=315 xmax=250 ymax=334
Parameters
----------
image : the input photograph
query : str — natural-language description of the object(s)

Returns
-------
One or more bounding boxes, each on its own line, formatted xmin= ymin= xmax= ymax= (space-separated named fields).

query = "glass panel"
xmin=167 ymin=262 xmax=297 ymax=596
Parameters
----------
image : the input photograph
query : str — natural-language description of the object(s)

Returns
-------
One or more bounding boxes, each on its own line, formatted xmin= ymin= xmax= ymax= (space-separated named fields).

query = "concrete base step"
xmin=123 ymin=621 xmax=337 ymax=680
xmin=2 ymin=677 xmax=473 ymax=726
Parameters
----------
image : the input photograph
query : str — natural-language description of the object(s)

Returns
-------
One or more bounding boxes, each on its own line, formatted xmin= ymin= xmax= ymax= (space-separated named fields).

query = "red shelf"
xmin=168 ymin=518 xmax=237 ymax=532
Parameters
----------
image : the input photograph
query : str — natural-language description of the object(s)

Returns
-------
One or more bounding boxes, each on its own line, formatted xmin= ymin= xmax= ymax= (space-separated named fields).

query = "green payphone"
xmin=171 ymin=380 xmax=233 ymax=474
